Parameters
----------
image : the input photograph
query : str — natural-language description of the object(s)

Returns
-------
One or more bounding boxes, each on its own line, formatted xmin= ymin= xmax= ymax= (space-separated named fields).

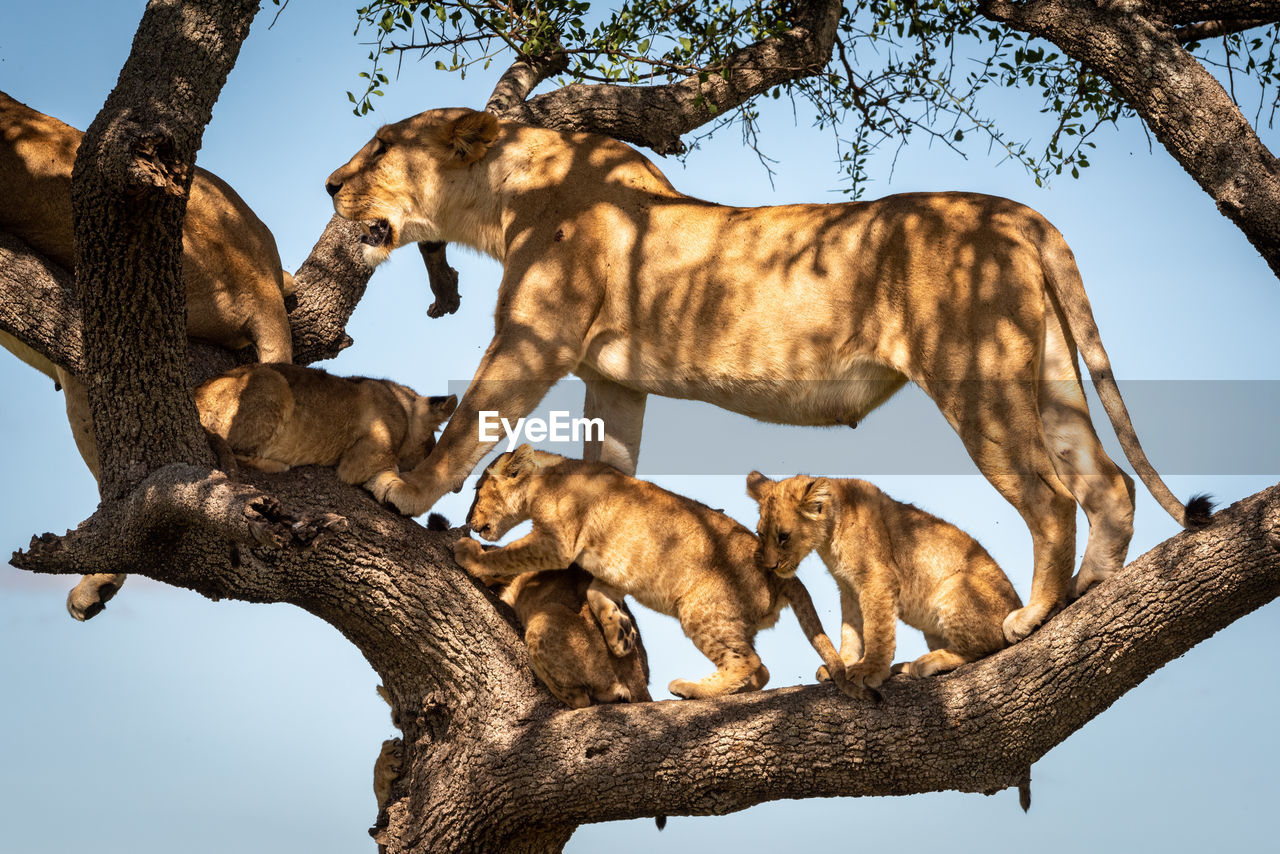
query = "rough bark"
xmin=978 ymin=0 xmax=1280 ymax=279
xmin=70 ymin=0 xmax=262 ymax=499
xmin=496 ymin=0 xmax=844 ymax=154
xmin=13 ymin=464 xmax=1280 ymax=852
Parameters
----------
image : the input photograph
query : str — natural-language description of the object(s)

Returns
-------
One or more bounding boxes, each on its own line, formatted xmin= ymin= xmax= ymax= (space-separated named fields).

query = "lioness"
xmin=453 ymin=445 xmax=860 ymax=700
xmin=194 ymin=364 xmax=456 ymax=493
xmin=748 ymin=472 xmax=1022 ymax=689
xmin=475 ymin=565 xmax=652 ymax=708
xmin=2 ymin=90 xmax=297 ymax=620
xmin=326 ymin=107 xmax=1209 ymax=643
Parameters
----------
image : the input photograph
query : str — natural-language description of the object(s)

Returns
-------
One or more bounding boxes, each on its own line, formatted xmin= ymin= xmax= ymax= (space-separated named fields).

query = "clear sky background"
xmin=1 ymin=2 xmax=1278 ymax=853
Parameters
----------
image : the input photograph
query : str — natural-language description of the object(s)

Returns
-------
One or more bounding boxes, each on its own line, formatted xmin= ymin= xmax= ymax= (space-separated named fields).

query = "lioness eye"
xmin=777 ymin=531 xmax=790 ymax=545
xmin=372 ymin=138 xmax=389 ymax=156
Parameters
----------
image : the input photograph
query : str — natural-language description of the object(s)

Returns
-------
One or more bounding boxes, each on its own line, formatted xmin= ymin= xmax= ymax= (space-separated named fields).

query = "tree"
xmin=1 ymin=1 xmax=1278 ymax=852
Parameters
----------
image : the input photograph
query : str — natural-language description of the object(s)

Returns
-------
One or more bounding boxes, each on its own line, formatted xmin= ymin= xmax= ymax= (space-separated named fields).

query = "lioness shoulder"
xmin=194 ymin=363 xmax=456 ymax=494
xmin=749 ymin=472 xmax=1022 ymax=689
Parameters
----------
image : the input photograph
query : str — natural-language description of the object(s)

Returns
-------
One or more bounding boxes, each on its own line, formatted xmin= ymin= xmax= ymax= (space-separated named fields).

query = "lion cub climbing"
xmin=748 ymin=473 xmax=1022 ymax=690
xmin=453 ymin=445 xmax=861 ymax=700
xmin=195 ymin=364 xmax=456 ymax=495
xmin=475 ymin=566 xmax=652 ymax=708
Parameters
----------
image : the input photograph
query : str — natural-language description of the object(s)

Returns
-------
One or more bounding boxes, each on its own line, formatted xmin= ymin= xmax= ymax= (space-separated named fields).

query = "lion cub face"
xmin=466 ymin=447 xmax=553 ymax=541
xmin=325 ymin=108 xmax=500 ymax=266
xmin=746 ymin=471 xmax=834 ymax=577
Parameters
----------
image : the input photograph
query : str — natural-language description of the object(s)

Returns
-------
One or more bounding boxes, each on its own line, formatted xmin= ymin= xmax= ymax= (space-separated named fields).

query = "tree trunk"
xmin=978 ymin=0 xmax=1280 ymax=280
xmin=71 ymin=0 xmax=262 ymax=499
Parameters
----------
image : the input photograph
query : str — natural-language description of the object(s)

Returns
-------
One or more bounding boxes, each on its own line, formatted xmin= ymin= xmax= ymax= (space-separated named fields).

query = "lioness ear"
xmin=746 ymin=471 xmax=774 ymax=502
xmin=444 ymin=110 xmax=499 ymax=165
xmin=800 ymin=478 xmax=833 ymax=521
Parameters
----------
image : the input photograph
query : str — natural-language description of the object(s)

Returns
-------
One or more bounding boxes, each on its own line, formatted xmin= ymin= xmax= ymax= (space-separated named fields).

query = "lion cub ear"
xmin=502 ymin=442 xmax=538 ymax=478
xmin=443 ymin=110 xmax=499 ymax=165
xmin=428 ymin=394 xmax=458 ymax=421
xmin=800 ymin=478 xmax=833 ymax=521
xmin=746 ymin=471 xmax=774 ymax=502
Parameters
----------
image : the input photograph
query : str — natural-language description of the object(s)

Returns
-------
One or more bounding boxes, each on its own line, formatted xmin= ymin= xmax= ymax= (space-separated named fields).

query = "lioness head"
xmin=467 ymin=444 xmax=559 ymax=541
xmin=746 ymin=472 xmax=834 ymax=577
xmin=325 ymin=108 xmax=500 ymax=266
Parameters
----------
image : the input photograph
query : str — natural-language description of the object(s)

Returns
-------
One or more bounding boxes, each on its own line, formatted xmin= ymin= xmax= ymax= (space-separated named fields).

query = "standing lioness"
xmin=327 ymin=107 xmax=1209 ymax=643
xmin=453 ymin=446 xmax=859 ymax=700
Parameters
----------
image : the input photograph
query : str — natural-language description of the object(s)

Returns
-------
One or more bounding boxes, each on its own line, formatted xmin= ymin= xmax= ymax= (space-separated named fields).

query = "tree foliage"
xmin=349 ymin=0 xmax=1280 ymax=194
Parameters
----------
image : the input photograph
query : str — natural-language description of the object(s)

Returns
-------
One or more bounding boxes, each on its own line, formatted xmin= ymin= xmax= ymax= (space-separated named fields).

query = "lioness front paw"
xmin=379 ymin=474 xmax=440 ymax=517
xmin=1002 ymin=602 xmax=1052 ymax=644
xmin=453 ymin=537 xmax=484 ymax=570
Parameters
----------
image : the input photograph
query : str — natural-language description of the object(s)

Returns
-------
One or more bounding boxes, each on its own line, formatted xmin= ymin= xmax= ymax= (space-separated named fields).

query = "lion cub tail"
xmin=1038 ymin=227 xmax=1212 ymax=530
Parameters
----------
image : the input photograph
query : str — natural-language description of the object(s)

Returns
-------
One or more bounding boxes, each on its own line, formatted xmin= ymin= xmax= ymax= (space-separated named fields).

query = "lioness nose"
xmin=325 ymin=180 xmax=342 ymax=197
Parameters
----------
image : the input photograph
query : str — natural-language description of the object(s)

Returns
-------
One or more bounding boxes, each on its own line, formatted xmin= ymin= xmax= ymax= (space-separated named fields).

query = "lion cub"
xmin=748 ymin=473 xmax=1022 ymax=689
xmin=453 ymin=445 xmax=860 ymax=700
xmin=195 ymin=364 xmax=456 ymax=494
xmin=475 ymin=566 xmax=652 ymax=708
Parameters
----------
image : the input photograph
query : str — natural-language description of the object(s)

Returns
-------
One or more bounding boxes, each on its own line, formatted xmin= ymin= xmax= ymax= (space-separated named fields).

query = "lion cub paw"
xmin=453 ymin=537 xmax=484 ymax=570
xmin=600 ymin=610 xmax=637 ymax=657
xmin=847 ymin=660 xmax=892 ymax=690
xmin=668 ymin=678 xmax=702 ymax=700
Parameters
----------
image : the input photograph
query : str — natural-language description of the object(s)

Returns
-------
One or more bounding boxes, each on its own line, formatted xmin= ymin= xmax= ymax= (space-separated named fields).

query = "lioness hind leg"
xmin=930 ymin=380 xmax=1078 ymax=644
xmin=1038 ymin=308 xmax=1135 ymax=598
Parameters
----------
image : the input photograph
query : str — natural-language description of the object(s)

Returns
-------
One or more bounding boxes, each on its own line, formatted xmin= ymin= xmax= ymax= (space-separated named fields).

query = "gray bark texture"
xmin=4 ymin=1 xmax=1280 ymax=852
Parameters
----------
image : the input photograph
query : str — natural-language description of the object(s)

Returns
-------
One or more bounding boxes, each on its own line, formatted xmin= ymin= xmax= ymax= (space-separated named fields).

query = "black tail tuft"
xmin=1184 ymin=494 xmax=1214 ymax=529
xmin=1018 ymin=768 xmax=1032 ymax=812
xmin=655 ymin=815 xmax=667 ymax=831
xmin=426 ymin=512 xmax=451 ymax=532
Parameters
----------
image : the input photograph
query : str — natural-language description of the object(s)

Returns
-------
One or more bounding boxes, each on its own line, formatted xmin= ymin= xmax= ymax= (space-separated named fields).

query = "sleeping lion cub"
xmin=195 ymin=364 xmax=456 ymax=493
xmin=748 ymin=472 xmax=1022 ymax=689
xmin=453 ymin=445 xmax=862 ymax=700
xmin=475 ymin=566 xmax=652 ymax=708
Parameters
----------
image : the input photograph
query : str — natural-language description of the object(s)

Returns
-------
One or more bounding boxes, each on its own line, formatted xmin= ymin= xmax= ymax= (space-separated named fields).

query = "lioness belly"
xmin=584 ymin=343 xmax=907 ymax=426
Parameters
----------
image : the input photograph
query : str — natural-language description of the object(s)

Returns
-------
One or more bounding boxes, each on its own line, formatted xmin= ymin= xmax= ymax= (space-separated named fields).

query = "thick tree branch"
xmin=14 ymin=458 xmax=1280 ymax=850
xmin=289 ymin=214 xmax=374 ymax=363
xmin=497 ymin=0 xmax=843 ymax=154
xmin=485 ymin=51 xmax=571 ymax=116
xmin=979 ymin=0 xmax=1280 ymax=281
xmin=0 ymin=231 xmax=83 ymax=375
xmin=71 ymin=0 xmax=262 ymax=499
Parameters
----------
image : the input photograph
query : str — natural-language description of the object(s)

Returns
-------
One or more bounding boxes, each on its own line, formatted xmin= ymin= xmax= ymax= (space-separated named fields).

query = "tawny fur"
xmin=748 ymin=473 xmax=1023 ymax=689
xmin=194 ymin=364 xmax=456 ymax=496
xmin=1 ymin=90 xmax=297 ymax=621
xmin=327 ymin=107 xmax=1205 ymax=645
xmin=478 ymin=566 xmax=652 ymax=708
xmin=453 ymin=445 xmax=860 ymax=700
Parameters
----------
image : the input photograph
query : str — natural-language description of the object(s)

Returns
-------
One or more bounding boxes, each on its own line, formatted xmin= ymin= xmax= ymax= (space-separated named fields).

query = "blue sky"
xmin=1 ymin=2 xmax=1278 ymax=852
